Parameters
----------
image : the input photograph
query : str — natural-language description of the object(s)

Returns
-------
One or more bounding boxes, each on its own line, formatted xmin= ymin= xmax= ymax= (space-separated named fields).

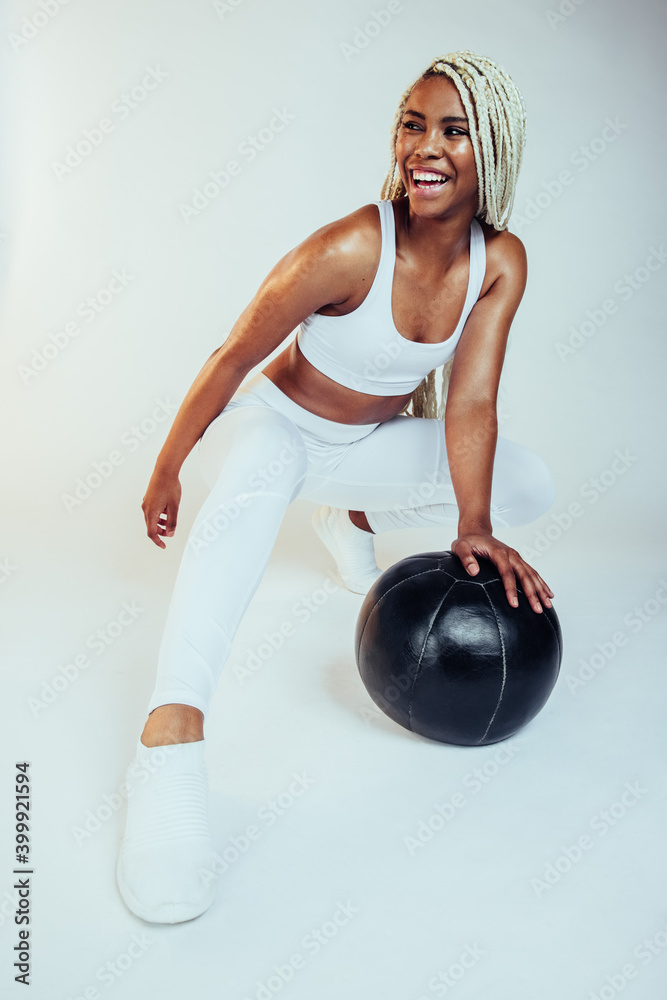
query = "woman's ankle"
xmin=140 ymin=704 xmax=204 ymax=747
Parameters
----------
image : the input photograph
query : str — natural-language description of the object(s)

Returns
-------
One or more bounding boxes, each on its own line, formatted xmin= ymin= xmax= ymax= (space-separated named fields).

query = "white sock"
xmin=311 ymin=505 xmax=382 ymax=594
xmin=117 ymin=739 xmax=217 ymax=924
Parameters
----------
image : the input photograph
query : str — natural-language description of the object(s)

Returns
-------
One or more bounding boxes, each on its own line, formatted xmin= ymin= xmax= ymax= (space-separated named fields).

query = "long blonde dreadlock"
xmin=381 ymin=51 xmax=528 ymax=419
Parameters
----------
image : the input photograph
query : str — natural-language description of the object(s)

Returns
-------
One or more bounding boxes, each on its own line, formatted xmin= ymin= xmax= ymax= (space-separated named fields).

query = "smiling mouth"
xmin=410 ymin=169 xmax=449 ymax=189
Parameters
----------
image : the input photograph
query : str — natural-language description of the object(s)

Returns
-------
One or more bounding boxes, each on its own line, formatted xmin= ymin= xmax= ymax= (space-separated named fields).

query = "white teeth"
xmin=413 ymin=170 xmax=447 ymax=182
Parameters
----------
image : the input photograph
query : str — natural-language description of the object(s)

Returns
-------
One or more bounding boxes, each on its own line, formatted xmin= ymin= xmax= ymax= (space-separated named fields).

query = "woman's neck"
xmin=394 ymin=196 xmax=476 ymax=275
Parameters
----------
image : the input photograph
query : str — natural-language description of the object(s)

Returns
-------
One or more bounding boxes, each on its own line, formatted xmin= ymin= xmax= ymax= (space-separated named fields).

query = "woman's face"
xmin=395 ymin=75 xmax=479 ymax=217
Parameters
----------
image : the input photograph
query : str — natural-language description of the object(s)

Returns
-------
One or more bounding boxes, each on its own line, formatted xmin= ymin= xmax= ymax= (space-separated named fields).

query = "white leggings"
xmin=147 ymin=371 xmax=556 ymax=718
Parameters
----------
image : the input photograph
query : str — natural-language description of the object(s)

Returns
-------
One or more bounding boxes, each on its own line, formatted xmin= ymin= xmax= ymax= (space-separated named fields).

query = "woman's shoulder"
xmin=291 ymin=202 xmax=383 ymax=288
xmin=478 ymin=218 xmax=527 ymax=288
xmin=478 ymin=218 xmax=526 ymax=259
xmin=272 ymin=203 xmax=381 ymax=315
xmin=301 ymin=201 xmax=382 ymax=260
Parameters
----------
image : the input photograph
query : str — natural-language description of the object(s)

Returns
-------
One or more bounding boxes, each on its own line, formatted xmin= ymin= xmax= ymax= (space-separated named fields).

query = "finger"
xmin=487 ymin=551 xmax=520 ymax=608
xmin=499 ymin=567 xmax=519 ymax=608
xmin=513 ymin=566 xmax=544 ymax=613
xmin=453 ymin=541 xmax=480 ymax=576
xmin=149 ymin=526 xmax=166 ymax=549
xmin=501 ymin=550 xmax=543 ymax=613
xmin=163 ymin=504 xmax=178 ymax=537
xmin=516 ymin=564 xmax=554 ymax=608
xmin=145 ymin=510 xmax=166 ymax=549
xmin=531 ymin=573 xmax=554 ymax=607
xmin=537 ymin=580 xmax=554 ymax=608
xmin=532 ymin=570 xmax=554 ymax=599
xmin=156 ymin=508 xmax=178 ymax=538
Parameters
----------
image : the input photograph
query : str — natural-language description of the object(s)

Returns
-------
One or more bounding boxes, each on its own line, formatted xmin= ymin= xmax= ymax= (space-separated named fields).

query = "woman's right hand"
xmin=142 ymin=468 xmax=182 ymax=548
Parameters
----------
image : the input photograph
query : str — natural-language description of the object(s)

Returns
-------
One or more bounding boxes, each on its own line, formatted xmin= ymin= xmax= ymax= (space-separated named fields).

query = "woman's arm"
xmin=143 ymin=209 xmax=375 ymax=547
xmin=444 ymin=231 xmax=554 ymax=613
xmin=444 ymin=399 xmax=497 ymax=536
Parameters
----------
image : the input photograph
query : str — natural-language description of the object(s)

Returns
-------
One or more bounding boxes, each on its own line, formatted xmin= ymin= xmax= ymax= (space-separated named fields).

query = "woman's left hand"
xmin=450 ymin=531 xmax=554 ymax=614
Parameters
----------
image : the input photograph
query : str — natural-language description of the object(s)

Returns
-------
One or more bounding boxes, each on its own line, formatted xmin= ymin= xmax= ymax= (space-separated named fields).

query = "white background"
xmin=1 ymin=0 xmax=666 ymax=997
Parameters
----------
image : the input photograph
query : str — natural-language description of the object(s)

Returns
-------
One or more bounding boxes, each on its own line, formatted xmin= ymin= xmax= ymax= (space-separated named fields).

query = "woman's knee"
xmin=525 ymin=452 xmax=556 ymax=519
xmin=199 ymin=405 xmax=308 ymax=499
xmin=492 ymin=441 xmax=556 ymax=527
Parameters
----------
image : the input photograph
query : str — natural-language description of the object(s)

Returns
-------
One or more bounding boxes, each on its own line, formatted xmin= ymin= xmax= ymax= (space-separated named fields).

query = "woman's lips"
xmin=410 ymin=171 xmax=450 ymax=195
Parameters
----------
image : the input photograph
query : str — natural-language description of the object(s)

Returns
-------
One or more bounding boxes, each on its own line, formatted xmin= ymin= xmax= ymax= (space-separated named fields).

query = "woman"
xmin=117 ymin=50 xmax=556 ymax=924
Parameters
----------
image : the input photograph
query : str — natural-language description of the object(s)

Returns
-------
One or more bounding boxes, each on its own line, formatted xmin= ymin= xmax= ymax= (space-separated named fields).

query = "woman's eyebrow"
xmin=402 ymin=109 xmax=468 ymax=124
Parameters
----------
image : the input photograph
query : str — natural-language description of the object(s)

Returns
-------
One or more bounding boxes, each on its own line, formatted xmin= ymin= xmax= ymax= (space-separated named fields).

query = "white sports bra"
xmin=295 ymin=199 xmax=487 ymax=396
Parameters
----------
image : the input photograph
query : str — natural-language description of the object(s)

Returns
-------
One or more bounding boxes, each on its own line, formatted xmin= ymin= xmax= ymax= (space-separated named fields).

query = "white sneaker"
xmin=116 ymin=740 xmax=218 ymax=924
xmin=311 ymin=505 xmax=383 ymax=594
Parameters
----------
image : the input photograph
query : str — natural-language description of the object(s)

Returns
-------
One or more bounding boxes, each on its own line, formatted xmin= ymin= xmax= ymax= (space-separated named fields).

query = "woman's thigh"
xmin=299 ymin=413 xmax=448 ymax=510
xmin=198 ymin=398 xmax=308 ymax=500
xmin=299 ymin=412 xmax=556 ymax=525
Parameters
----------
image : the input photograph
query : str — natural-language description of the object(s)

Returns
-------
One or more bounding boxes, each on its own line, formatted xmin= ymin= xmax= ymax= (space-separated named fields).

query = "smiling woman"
xmin=116 ymin=49 xmax=556 ymax=926
xmin=384 ymin=51 xmax=528 ymax=418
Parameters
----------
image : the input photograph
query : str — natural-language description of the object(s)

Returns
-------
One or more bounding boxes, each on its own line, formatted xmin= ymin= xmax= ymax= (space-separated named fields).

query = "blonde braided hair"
xmin=381 ymin=51 xmax=527 ymax=419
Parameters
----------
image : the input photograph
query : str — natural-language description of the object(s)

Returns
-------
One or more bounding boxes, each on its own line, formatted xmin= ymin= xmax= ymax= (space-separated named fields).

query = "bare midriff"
xmin=261 ymin=339 xmax=414 ymax=425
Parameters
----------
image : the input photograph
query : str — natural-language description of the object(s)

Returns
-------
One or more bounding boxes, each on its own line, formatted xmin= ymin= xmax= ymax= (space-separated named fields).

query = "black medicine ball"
xmin=355 ymin=551 xmax=562 ymax=746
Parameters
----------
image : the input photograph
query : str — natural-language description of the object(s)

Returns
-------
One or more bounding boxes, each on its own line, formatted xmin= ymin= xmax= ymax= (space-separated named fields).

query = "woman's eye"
xmin=401 ymin=122 xmax=467 ymax=136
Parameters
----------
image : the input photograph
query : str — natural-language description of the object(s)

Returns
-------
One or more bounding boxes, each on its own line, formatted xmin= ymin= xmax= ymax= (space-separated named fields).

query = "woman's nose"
xmin=414 ymin=128 xmax=446 ymax=157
